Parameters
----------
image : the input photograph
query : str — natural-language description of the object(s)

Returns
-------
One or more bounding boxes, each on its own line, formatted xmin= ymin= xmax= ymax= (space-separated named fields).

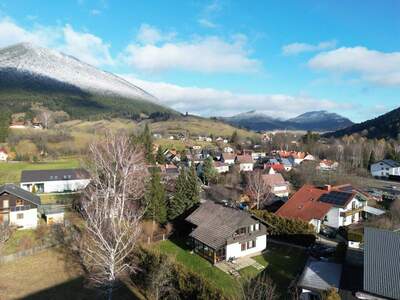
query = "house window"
xmin=247 ymin=240 xmax=256 ymax=249
xmin=241 ymin=243 xmax=247 ymax=251
xmin=235 ymin=227 xmax=246 ymax=235
xmin=3 ymin=200 xmax=9 ymax=209
xmin=254 ymin=223 xmax=260 ymax=231
xmin=250 ymin=225 xmax=254 ymax=232
xmin=17 ymin=213 xmax=24 ymax=220
xmin=16 ymin=199 xmax=23 ymax=206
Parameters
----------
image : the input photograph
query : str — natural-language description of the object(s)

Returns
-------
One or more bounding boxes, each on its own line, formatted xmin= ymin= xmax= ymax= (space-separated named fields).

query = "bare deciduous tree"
xmin=246 ymin=170 xmax=271 ymax=209
xmin=0 ymin=225 xmax=11 ymax=254
xmin=240 ymin=273 xmax=278 ymax=300
xmin=77 ymin=132 xmax=149 ymax=299
xmin=147 ymin=255 xmax=178 ymax=300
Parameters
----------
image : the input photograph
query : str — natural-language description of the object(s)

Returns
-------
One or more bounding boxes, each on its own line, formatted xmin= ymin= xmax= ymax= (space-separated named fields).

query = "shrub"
xmin=134 ymin=246 xmax=227 ymax=300
xmin=347 ymin=230 xmax=363 ymax=242
xmin=335 ymin=242 xmax=347 ymax=262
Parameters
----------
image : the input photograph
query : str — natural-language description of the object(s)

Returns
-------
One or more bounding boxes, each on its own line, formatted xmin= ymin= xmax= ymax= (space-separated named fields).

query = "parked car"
xmin=320 ymin=226 xmax=337 ymax=239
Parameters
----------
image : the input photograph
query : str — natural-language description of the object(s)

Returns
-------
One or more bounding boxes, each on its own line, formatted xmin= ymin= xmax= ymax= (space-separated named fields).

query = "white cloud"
xmin=198 ymin=18 xmax=217 ymax=28
xmin=60 ymin=24 xmax=114 ymax=66
xmin=136 ymin=23 xmax=175 ymax=45
xmin=282 ymin=40 xmax=337 ymax=55
xmin=121 ymin=74 xmax=350 ymax=117
xmin=309 ymin=46 xmax=400 ymax=86
xmin=0 ymin=17 xmax=114 ymax=67
xmin=122 ymin=34 xmax=260 ymax=73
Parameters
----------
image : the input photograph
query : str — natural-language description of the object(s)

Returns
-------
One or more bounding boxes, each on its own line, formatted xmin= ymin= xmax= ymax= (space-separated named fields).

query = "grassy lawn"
xmin=155 ymin=239 xmax=239 ymax=298
xmin=0 ymin=157 xmax=81 ymax=184
xmin=156 ymin=239 xmax=307 ymax=299
xmin=260 ymin=243 xmax=307 ymax=297
xmin=0 ymin=249 xmax=140 ymax=300
xmin=40 ymin=193 xmax=80 ymax=205
xmin=2 ymin=229 xmax=40 ymax=255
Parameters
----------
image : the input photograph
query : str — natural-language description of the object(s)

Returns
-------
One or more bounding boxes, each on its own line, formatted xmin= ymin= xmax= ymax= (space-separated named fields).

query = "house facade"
xmin=262 ymin=169 xmax=290 ymax=198
xmin=0 ymin=148 xmax=8 ymax=161
xmin=276 ymin=184 xmax=370 ymax=232
xmin=236 ymin=155 xmax=254 ymax=172
xmin=221 ymin=152 xmax=236 ymax=165
xmin=20 ymin=169 xmax=90 ymax=193
xmin=370 ymin=159 xmax=400 ymax=179
xmin=213 ymin=161 xmax=230 ymax=174
xmin=186 ymin=201 xmax=268 ymax=264
xmin=0 ymin=184 xmax=40 ymax=229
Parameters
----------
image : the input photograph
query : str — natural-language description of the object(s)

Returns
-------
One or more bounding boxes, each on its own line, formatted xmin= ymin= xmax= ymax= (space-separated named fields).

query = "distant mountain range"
xmin=217 ymin=110 xmax=353 ymax=132
xmin=0 ymin=43 xmax=175 ymax=119
xmin=325 ymin=106 xmax=400 ymax=139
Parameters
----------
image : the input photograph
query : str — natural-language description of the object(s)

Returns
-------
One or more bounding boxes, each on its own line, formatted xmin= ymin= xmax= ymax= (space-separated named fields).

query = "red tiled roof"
xmin=236 ymin=155 xmax=253 ymax=164
xmin=264 ymin=163 xmax=285 ymax=172
xmin=276 ymin=185 xmax=332 ymax=222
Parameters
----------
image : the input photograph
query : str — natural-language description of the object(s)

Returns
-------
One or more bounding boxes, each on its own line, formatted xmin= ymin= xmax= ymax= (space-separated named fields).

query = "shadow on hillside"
xmin=20 ymin=276 xmax=140 ymax=300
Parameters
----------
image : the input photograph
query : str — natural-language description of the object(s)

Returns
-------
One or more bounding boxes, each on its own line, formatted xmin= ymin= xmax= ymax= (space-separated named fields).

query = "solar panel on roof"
xmin=319 ymin=191 xmax=352 ymax=206
xmin=337 ymin=185 xmax=353 ymax=192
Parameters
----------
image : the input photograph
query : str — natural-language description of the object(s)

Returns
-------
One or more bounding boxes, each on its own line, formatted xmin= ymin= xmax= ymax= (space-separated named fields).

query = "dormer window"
xmin=235 ymin=227 xmax=246 ymax=235
xmin=255 ymin=223 xmax=260 ymax=231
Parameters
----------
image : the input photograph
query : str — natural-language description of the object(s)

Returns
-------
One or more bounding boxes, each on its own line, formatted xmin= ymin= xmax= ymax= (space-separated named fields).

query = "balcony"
xmin=340 ymin=207 xmax=363 ymax=218
xmin=10 ymin=205 xmax=31 ymax=212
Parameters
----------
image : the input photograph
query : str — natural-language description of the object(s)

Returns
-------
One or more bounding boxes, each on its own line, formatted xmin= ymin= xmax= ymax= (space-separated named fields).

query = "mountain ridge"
xmin=217 ymin=110 xmax=353 ymax=132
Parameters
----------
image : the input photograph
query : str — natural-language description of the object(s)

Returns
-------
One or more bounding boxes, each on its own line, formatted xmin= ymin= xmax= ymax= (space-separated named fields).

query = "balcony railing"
xmin=340 ymin=207 xmax=363 ymax=217
xmin=10 ymin=205 xmax=31 ymax=212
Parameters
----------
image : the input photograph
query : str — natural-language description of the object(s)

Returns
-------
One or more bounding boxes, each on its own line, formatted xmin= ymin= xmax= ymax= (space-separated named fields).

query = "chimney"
xmin=324 ymin=184 xmax=332 ymax=191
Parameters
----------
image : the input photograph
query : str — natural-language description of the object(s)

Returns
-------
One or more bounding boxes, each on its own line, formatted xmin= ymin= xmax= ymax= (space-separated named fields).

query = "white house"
xmin=0 ymin=148 xmax=8 ymax=161
xmin=318 ymin=159 xmax=339 ymax=171
xmin=213 ymin=161 xmax=230 ymax=174
xmin=223 ymin=146 xmax=234 ymax=153
xmin=221 ymin=152 xmax=236 ymax=165
xmin=370 ymin=159 xmax=400 ymax=179
xmin=277 ymin=184 xmax=371 ymax=233
xmin=262 ymin=169 xmax=290 ymax=198
xmin=236 ymin=155 xmax=254 ymax=172
xmin=0 ymin=184 xmax=40 ymax=229
xmin=20 ymin=169 xmax=91 ymax=194
xmin=186 ymin=201 xmax=268 ymax=264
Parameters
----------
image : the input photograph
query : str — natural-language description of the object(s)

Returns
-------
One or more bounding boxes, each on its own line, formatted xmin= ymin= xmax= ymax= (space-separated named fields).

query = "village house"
xmin=20 ymin=169 xmax=91 ymax=194
xmin=9 ymin=121 xmax=27 ymax=129
xmin=251 ymin=151 xmax=266 ymax=161
xmin=185 ymin=201 xmax=268 ymax=264
xmin=262 ymin=168 xmax=290 ymax=199
xmin=280 ymin=158 xmax=293 ymax=171
xmin=236 ymin=155 xmax=254 ymax=172
xmin=213 ymin=161 xmax=230 ymax=174
xmin=0 ymin=184 xmax=40 ymax=229
xmin=318 ymin=159 xmax=339 ymax=171
xmin=276 ymin=184 xmax=371 ymax=232
xmin=298 ymin=260 xmax=342 ymax=299
xmin=221 ymin=152 xmax=236 ymax=165
xmin=361 ymin=227 xmax=400 ymax=300
xmin=370 ymin=159 xmax=400 ymax=179
xmin=0 ymin=148 xmax=8 ymax=161
xmin=223 ymin=146 xmax=234 ymax=153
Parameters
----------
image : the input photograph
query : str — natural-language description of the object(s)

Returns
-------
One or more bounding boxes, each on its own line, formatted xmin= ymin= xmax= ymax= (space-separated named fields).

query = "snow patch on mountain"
xmin=0 ymin=43 xmax=157 ymax=102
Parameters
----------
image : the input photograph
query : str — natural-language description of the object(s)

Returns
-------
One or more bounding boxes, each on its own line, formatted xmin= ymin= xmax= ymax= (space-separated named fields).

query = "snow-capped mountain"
xmin=218 ymin=110 xmax=353 ymax=132
xmin=0 ymin=43 xmax=156 ymax=101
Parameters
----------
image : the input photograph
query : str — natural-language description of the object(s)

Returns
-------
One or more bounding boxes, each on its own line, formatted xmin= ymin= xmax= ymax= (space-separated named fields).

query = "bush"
xmin=347 ymin=230 xmax=363 ymax=242
xmin=252 ymin=210 xmax=316 ymax=235
xmin=134 ymin=246 xmax=227 ymax=300
xmin=335 ymin=242 xmax=347 ymax=262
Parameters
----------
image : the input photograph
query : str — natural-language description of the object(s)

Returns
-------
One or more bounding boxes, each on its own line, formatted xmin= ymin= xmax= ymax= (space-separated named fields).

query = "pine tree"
xmin=368 ymin=150 xmax=376 ymax=170
xmin=203 ymin=157 xmax=218 ymax=185
xmin=146 ymin=169 xmax=167 ymax=224
xmin=141 ymin=123 xmax=154 ymax=163
xmin=186 ymin=165 xmax=200 ymax=207
xmin=168 ymin=169 xmax=188 ymax=220
xmin=156 ymin=146 xmax=165 ymax=164
xmin=230 ymin=130 xmax=239 ymax=145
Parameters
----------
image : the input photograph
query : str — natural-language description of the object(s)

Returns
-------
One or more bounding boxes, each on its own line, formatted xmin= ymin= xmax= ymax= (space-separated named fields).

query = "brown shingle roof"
xmin=262 ymin=173 xmax=286 ymax=187
xmin=186 ymin=201 xmax=257 ymax=249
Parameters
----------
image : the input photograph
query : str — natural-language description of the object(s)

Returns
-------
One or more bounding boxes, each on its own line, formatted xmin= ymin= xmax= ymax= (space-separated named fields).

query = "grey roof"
xmin=185 ymin=201 xmax=258 ymax=249
xmin=0 ymin=184 xmax=40 ymax=206
xmin=21 ymin=168 xmax=90 ymax=183
xmin=298 ymin=260 xmax=342 ymax=292
xmin=377 ymin=159 xmax=400 ymax=168
xmin=364 ymin=227 xmax=400 ymax=299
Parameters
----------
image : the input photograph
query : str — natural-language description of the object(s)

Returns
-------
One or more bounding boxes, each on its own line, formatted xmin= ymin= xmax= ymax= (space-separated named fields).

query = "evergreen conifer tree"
xmin=146 ymin=169 xmax=167 ymax=224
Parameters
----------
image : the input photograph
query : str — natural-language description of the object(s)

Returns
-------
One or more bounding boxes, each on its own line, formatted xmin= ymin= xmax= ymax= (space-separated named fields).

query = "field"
xmin=0 ymin=249 xmax=141 ymax=300
xmin=150 ymin=116 xmax=258 ymax=139
xmin=0 ymin=157 xmax=81 ymax=184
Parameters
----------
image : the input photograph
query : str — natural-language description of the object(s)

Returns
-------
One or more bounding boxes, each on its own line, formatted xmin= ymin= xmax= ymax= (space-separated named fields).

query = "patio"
xmin=216 ymin=256 xmax=265 ymax=278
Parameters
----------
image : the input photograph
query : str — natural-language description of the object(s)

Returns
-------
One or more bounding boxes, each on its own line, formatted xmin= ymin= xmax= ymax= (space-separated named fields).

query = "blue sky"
xmin=1 ymin=0 xmax=399 ymax=122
